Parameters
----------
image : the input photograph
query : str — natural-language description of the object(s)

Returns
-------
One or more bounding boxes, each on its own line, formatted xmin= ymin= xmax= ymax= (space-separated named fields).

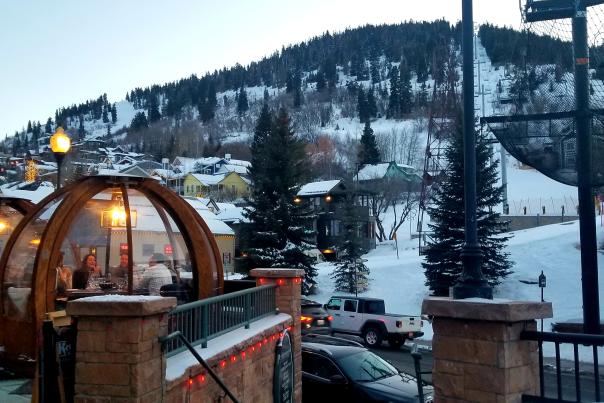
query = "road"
xmin=370 ymin=343 xmax=604 ymax=401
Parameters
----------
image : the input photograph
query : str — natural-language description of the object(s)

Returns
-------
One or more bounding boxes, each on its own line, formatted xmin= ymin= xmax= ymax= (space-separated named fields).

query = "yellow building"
xmin=183 ymin=172 xmax=250 ymax=200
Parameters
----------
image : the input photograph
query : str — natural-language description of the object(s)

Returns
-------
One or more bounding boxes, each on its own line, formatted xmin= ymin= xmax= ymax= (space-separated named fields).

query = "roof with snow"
xmin=297 ymin=180 xmax=342 ymax=196
xmin=188 ymin=173 xmax=227 ymax=186
xmin=0 ymin=181 xmax=55 ymax=203
xmin=357 ymin=162 xmax=421 ymax=183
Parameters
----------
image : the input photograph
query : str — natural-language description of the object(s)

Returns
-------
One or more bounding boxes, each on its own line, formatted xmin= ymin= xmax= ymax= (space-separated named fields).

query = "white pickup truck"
xmin=324 ymin=296 xmax=423 ymax=348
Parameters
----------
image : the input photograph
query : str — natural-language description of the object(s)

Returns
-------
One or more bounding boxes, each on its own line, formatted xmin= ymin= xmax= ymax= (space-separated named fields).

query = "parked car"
xmin=301 ymin=335 xmax=432 ymax=402
xmin=301 ymin=298 xmax=332 ymax=334
xmin=324 ymin=296 xmax=423 ymax=348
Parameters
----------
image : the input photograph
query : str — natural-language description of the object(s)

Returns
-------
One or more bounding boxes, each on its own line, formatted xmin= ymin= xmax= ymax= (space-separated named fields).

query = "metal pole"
xmin=501 ymin=145 xmax=509 ymax=214
xmin=453 ymin=0 xmax=492 ymax=299
xmin=573 ymin=1 xmax=600 ymax=334
xmin=55 ymin=153 xmax=65 ymax=190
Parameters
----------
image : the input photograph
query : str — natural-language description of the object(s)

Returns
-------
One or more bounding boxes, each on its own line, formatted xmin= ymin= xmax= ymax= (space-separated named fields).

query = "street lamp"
xmin=50 ymin=127 xmax=71 ymax=189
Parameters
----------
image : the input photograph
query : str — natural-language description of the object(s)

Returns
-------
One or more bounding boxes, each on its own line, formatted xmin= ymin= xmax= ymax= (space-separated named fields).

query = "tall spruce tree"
xmin=331 ymin=185 xmax=370 ymax=293
xmin=237 ymin=86 xmax=249 ymax=115
xmin=422 ymin=116 xmax=512 ymax=296
xmin=387 ymin=66 xmax=401 ymax=118
xmin=245 ymin=107 xmax=317 ymax=294
xmin=358 ymin=121 xmax=380 ymax=165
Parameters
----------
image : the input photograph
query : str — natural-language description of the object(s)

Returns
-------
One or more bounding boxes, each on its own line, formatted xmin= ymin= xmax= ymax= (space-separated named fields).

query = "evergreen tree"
xmin=102 ymin=104 xmax=109 ymax=123
xmin=237 ymin=86 xmax=249 ymax=115
xmin=422 ymin=116 xmax=513 ymax=296
xmin=148 ymin=98 xmax=161 ymax=123
xmin=26 ymin=121 xmax=32 ymax=133
xmin=357 ymin=87 xmax=369 ymax=123
xmin=399 ymin=63 xmax=413 ymax=114
xmin=331 ymin=186 xmax=370 ymax=293
xmin=130 ymin=112 xmax=148 ymax=132
xmin=358 ymin=121 xmax=380 ymax=165
xmin=367 ymin=87 xmax=378 ymax=119
xmin=387 ymin=66 xmax=401 ymax=118
xmin=244 ymin=107 xmax=317 ymax=294
xmin=111 ymin=103 xmax=118 ymax=124
xmin=78 ymin=115 xmax=86 ymax=139
xmin=316 ymin=72 xmax=327 ymax=92
xmin=45 ymin=118 xmax=53 ymax=134
xmin=263 ymin=88 xmax=270 ymax=103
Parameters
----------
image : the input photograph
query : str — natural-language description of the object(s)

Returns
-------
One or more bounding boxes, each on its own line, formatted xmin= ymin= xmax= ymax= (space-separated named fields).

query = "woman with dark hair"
xmin=72 ymin=254 xmax=101 ymax=289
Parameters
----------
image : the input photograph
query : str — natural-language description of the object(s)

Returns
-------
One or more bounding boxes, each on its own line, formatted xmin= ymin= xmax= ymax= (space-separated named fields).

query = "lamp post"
xmin=50 ymin=127 xmax=71 ymax=190
xmin=452 ymin=0 xmax=493 ymax=299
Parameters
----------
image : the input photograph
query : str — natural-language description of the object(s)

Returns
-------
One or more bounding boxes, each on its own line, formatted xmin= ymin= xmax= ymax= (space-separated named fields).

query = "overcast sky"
xmin=0 ymin=0 xmax=523 ymax=136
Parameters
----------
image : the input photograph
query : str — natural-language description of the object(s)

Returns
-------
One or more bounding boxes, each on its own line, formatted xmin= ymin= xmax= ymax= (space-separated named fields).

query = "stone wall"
xmin=67 ymin=268 xmax=304 ymax=403
xmin=423 ymin=297 xmax=552 ymax=403
xmin=503 ymin=215 xmax=578 ymax=231
xmin=165 ymin=318 xmax=292 ymax=403
xmin=67 ymin=296 xmax=176 ymax=403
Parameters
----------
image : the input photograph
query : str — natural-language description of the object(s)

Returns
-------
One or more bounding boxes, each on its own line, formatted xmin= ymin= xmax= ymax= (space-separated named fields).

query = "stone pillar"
xmin=422 ymin=297 xmax=552 ymax=403
xmin=66 ymin=296 xmax=176 ymax=403
xmin=250 ymin=268 xmax=304 ymax=403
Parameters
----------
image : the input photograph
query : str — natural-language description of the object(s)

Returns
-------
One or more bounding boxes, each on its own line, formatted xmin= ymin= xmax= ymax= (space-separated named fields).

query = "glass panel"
xmin=0 ymin=206 xmax=25 ymax=257
xmin=127 ymin=189 xmax=175 ymax=297
xmin=4 ymin=196 xmax=65 ymax=320
xmin=59 ymin=188 xmax=123 ymax=294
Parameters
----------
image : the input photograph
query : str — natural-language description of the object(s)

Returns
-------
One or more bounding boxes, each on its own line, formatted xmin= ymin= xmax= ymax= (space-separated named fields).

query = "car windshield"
xmin=337 ymin=350 xmax=399 ymax=382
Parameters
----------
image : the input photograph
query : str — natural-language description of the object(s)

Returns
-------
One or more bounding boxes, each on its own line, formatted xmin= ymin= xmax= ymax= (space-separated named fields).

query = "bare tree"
xmin=363 ymin=176 xmax=420 ymax=241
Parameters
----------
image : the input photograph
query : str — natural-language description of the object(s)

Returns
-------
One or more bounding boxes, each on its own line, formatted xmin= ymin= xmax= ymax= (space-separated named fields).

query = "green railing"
xmin=165 ymin=284 xmax=278 ymax=357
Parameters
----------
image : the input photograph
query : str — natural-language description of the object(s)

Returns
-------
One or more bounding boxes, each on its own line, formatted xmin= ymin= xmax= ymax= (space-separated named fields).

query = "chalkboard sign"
xmin=273 ymin=330 xmax=294 ymax=403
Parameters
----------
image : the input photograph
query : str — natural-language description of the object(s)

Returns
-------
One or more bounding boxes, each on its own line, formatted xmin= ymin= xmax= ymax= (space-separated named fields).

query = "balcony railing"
xmin=521 ymin=330 xmax=604 ymax=402
xmin=164 ymin=284 xmax=278 ymax=357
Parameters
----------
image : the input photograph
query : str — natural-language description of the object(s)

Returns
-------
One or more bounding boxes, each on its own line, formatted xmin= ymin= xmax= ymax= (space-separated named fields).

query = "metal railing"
xmin=521 ymin=330 xmax=604 ymax=402
xmin=165 ymin=284 xmax=278 ymax=357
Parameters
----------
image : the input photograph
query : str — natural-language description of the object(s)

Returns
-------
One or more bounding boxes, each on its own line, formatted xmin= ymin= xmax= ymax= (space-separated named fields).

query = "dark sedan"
xmin=301 ymin=336 xmax=432 ymax=402
xmin=301 ymin=298 xmax=332 ymax=334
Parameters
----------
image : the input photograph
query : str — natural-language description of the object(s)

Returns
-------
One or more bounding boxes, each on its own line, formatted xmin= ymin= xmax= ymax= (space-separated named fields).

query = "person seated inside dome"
xmin=140 ymin=253 xmax=172 ymax=296
xmin=72 ymin=254 xmax=102 ymax=289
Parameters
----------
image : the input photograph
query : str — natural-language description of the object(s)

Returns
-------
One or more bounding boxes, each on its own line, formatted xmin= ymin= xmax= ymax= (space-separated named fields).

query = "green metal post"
xmin=201 ymin=304 xmax=209 ymax=348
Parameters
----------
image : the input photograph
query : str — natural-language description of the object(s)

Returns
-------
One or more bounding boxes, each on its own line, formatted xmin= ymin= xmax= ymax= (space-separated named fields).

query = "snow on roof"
xmin=0 ymin=183 xmax=54 ymax=203
xmin=216 ymin=204 xmax=246 ymax=224
xmin=223 ymin=159 xmax=251 ymax=167
xmin=297 ymin=180 xmax=341 ymax=196
xmin=183 ymin=198 xmax=234 ymax=235
xmin=189 ymin=173 xmax=226 ymax=186
xmin=217 ymin=164 xmax=249 ymax=175
xmin=357 ymin=163 xmax=390 ymax=180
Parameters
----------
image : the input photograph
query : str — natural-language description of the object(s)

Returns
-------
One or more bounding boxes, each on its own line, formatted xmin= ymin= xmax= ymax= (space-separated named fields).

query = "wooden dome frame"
xmin=0 ymin=175 xmax=224 ymax=363
xmin=0 ymin=196 xmax=35 ymax=215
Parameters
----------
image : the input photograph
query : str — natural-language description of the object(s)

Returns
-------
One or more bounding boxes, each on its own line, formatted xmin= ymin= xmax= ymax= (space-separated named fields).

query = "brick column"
xmin=66 ymin=296 xmax=176 ymax=403
xmin=250 ymin=268 xmax=304 ymax=403
xmin=422 ymin=297 xmax=553 ymax=402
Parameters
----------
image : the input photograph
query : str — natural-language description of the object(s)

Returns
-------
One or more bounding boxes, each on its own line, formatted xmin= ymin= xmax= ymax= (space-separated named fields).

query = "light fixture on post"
xmin=50 ymin=127 xmax=71 ymax=190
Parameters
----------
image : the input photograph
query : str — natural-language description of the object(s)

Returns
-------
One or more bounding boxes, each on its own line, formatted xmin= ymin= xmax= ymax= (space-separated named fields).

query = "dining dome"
xmin=0 ymin=175 xmax=223 ymax=364
xmin=0 ymin=196 xmax=34 ymax=257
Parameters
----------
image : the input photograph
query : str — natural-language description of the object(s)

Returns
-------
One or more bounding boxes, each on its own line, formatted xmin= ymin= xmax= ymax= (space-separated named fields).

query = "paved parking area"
xmin=0 ymin=379 xmax=32 ymax=402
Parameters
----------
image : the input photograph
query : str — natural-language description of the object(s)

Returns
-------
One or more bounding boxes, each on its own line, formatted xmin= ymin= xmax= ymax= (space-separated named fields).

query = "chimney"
xmin=225 ymin=153 xmax=231 ymax=161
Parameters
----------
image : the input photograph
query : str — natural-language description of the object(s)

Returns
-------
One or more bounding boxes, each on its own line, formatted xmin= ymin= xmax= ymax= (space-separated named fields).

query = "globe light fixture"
xmin=50 ymin=127 xmax=71 ymax=189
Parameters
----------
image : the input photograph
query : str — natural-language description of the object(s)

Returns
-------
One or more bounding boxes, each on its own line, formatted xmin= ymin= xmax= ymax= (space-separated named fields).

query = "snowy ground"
xmin=312 ymin=217 xmax=604 ymax=361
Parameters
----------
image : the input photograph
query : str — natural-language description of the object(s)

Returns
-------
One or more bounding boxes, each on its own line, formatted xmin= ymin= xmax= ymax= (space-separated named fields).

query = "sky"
xmin=0 ymin=0 xmax=523 ymax=137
